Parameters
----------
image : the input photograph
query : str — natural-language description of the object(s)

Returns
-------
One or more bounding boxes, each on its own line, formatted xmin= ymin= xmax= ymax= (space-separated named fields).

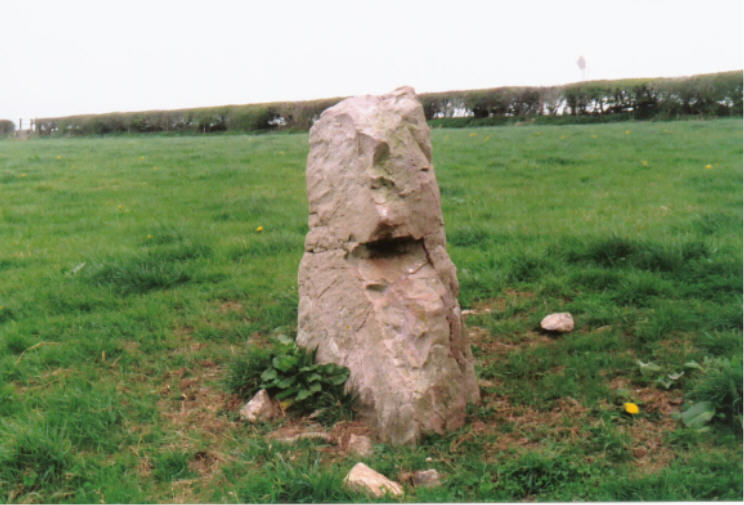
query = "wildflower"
xmin=705 ymin=164 xmax=712 ymax=170
xmin=153 ymin=166 xmax=158 ymax=171
xmin=278 ymin=151 xmax=285 ymax=155
xmin=140 ymin=156 xmax=145 ymax=161
xmin=483 ymin=135 xmax=491 ymax=142
xmin=19 ymin=173 xmax=27 ymax=178
xmin=536 ymin=132 xmax=542 ymax=136
xmin=117 ymin=204 xmax=123 ymax=210
xmin=624 ymin=402 xmax=639 ymax=415
xmin=256 ymin=226 xmax=264 ymax=232
xmin=641 ymin=160 xmax=649 ymax=167
xmin=56 ymin=155 xmax=62 ymax=160
xmin=0 ymin=306 xmax=4 ymax=310
xmin=469 ymin=132 xmax=477 ymax=137
xmin=592 ymin=134 xmax=598 ymax=139
xmin=625 ymin=130 xmax=630 ymax=135
xmin=146 ymin=234 xmax=153 ymax=240
xmin=560 ymin=135 xmax=566 ymax=140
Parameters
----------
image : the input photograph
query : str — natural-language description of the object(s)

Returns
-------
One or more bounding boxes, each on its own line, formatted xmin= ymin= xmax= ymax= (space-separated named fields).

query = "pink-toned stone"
xmin=344 ymin=462 xmax=403 ymax=497
xmin=239 ymin=389 xmax=278 ymax=423
xmin=297 ymin=87 xmax=479 ymax=446
xmin=413 ymin=469 xmax=442 ymax=488
xmin=540 ymin=312 xmax=574 ymax=333
xmin=347 ymin=434 xmax=374 ymax=457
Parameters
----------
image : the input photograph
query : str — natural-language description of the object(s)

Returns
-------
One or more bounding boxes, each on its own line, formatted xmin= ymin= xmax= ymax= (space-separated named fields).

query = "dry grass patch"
xmin=608 ymin=376 xmax=683 ymax=473
xmin=484 ymin=396 xmax=590 ymax=453
xmin=157 ymin=361 xmax=238 ymax=438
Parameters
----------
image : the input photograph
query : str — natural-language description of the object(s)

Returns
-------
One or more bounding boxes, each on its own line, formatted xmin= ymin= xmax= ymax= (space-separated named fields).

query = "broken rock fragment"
xmin=297 ymin=87 xmax=479 ymax=445
xmin=239 ymin=389 xmax=278 ymax=423
xmin=413 ymin=469 xmax=442 ymax=488
xmin=344 ymin=462 xmax=403 ymax=498
xmin=347 ymin=433 xmax=374 ymax=457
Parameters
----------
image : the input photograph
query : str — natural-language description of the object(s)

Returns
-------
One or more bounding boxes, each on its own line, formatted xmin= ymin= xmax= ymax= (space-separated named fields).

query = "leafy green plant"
xmin=635 ymin=359 xmax=690 ymax=390
xmin=675 ymin=356 xmax=743 ymax=431
xmin=229 ymin=336 xmax=352 ymax=419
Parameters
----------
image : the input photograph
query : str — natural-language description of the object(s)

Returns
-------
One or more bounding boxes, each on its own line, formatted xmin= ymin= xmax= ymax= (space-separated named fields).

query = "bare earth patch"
xmin=158 ymin=361 xmax=238 ymax=440
xmin=609 ymin=377 xmax=682 ymax=473
xmin=152 ymin=356 xmax=243 ymax=501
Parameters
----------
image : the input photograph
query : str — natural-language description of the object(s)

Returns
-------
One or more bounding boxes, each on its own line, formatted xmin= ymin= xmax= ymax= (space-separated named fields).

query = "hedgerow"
xmin=32 ymin=70 xmax=741 ymax=136
xmin=0 ymin=119 xmax=14 ymax=136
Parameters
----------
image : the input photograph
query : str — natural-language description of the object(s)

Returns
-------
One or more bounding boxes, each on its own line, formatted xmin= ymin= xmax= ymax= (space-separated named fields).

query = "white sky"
xmin=1 ymin=0 xmax=742 ymax=126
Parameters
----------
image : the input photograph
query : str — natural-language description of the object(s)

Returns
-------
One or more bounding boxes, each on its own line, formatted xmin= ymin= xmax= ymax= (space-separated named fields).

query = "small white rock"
xmin=347 ymin=434 xmax=374 ymax=457
xmin=540 ymin=312 xmax=574 ymax=333
xmin=344 ymin=462 xmax=403 ymax=498
xmin=413 ymin=469 xmax=441 ymax=488
xmin=239 ymin=389 xmax=278 ymax=423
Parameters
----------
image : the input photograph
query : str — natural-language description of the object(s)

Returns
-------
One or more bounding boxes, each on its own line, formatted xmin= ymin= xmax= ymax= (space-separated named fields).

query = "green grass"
xmin=0 ymin=118 xmax=741 ymax=502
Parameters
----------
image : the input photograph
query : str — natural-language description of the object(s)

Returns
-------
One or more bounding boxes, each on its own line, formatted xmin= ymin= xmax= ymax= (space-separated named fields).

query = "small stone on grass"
xmin=344 ymin=462 xmax=403 ymax=498
xmin=239 ymin=389 xmax=279 ymax=423
xmin=540 ymin=312 xmax=574 ymax=333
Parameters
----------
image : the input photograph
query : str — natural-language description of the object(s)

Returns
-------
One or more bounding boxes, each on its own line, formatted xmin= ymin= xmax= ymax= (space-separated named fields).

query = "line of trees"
xmin=0 ymin=120 xmax=15 ymax=136
xmin=29 ymin=70 xmax=742 ymax=136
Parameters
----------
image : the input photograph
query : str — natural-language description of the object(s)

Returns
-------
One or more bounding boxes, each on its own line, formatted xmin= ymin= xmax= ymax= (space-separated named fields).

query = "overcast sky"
xmin=1 ymin=0 xmax=741 ymax=126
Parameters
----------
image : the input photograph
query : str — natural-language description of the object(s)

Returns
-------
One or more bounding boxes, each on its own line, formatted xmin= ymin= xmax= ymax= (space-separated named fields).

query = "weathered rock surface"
xmin=347 ymin=433 xmax=374 ymax=457
xmin=297 ymin=87 xmax=479 ymax=445
xmin=540 ymin=312 xmax=574 ymax=333
xmin=413 ymin=469 xmax=442 ymax=488
xmin=344 ymin=462 xmax=403 ymax=497
xmin=239 ymin=389 xmax=278 ymax=423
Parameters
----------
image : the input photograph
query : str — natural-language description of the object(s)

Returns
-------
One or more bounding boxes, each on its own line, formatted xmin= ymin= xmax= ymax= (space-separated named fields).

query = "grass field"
xmin=0 ymin=118 xmax=741 ymax=502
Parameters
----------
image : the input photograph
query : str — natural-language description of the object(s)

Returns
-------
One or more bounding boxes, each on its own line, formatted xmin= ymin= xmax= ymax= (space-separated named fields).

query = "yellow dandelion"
xmin=278 ymin=151 xmax=285 ymax=155
xmin=625 ymin=130 xmax=631 ymax=135
xmin=592 ymin=134 xmax=598 ymax=139
xmin=56 ymin=155 xmax=62 ymax=160
xmin=0 ymin=306 xmax=4 ymax=310
xmin=117 ymin=204 xmax=123 ymax=210
xmin=624 ymin=402 xmax=639 ymax=415
xmin=704 ymin=164 xmax=712 ymax=170
xmin=641 ymin=160 xmax=649 ymax=167
xmin=560 ymin=135 xmax=566 ymax=140
xmin=256 ymin=226 xmax=264 ymax=232
xmin=140 ymin=156 xmax=145 ymax=161
xmin=536 ymin=132 xmax=542 ymax=136
xmin=19 ymin=173 xmax=27 ymax=178
xmin=153 ymin=166 xmax=158 ymax=171
xmin=483 ymin=135 xmax=491 ymax=142
xmin=146 ymin=234 xmax=153 ymax=240
xmin=469 ymin=132 xmax=478 ymax=137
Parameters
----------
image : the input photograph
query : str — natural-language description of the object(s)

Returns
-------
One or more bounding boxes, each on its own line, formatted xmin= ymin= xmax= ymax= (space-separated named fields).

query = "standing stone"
xmin=297 ymin=87 xmax=479 ymax=445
